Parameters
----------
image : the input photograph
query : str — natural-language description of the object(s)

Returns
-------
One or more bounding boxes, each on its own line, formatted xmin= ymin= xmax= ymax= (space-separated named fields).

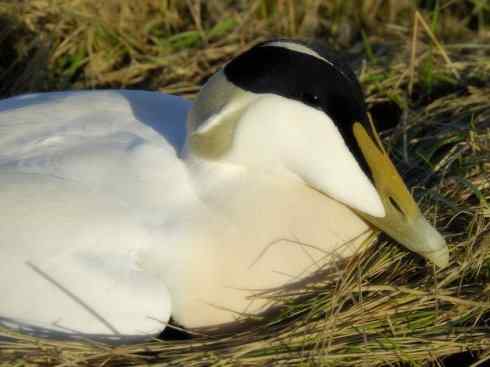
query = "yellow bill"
xmin=353 ymin=120 xmax=449 ymax=268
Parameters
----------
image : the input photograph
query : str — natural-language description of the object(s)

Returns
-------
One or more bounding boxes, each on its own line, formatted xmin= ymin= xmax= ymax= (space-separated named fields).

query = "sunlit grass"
xmin=0 ymin=0 xmax=489 ymax=365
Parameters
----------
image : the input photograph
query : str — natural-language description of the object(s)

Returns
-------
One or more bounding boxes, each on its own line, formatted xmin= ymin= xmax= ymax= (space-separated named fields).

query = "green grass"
xmin=0 ymin=0 xmax=489 ymax=366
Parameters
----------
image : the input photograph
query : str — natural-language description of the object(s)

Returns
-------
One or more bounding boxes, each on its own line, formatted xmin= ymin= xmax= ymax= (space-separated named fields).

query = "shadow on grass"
xmin=0 ymin=14 xmax=53 ymax=98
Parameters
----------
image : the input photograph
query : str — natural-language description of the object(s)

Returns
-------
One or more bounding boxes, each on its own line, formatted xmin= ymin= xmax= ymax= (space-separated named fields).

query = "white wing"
xmin=0 ymin=90 xmax=193 ymax=219
xmin=0 ymin=90 xmax=192 ymax=341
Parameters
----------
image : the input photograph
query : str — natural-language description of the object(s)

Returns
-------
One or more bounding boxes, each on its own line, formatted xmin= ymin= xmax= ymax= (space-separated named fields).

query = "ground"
xmin=0 ymin=1 xmax=489 ymax=366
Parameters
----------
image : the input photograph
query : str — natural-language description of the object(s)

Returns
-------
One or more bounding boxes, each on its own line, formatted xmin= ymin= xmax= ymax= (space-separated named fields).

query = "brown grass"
xmin=0 ymin=0 xmax=489 ymax=365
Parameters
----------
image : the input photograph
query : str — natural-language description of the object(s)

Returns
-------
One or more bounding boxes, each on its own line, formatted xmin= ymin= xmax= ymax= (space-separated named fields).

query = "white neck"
xmin=182 ymin=72 xmax=384 ymax=218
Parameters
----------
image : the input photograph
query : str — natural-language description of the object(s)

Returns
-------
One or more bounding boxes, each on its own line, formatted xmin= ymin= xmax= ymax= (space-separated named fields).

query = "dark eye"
xmin=301 ymin=92 xmax=321 ymax=107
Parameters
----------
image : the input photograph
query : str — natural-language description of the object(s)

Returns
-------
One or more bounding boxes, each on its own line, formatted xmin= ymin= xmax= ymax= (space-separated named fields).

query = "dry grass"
xmin=0 ymin=0 xmax=490 ymax=366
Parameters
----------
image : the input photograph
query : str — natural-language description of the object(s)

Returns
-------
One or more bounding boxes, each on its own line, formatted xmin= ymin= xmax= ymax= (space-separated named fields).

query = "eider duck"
xmin=0 ymin=40 xmax=449 ymax=342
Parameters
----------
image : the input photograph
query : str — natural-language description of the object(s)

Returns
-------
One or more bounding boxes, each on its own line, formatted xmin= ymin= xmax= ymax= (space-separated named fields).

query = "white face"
xmin=219 ymin=93 xmax=386 ymax=218
xmin=188 ymin=40 xmax=449 ymax=268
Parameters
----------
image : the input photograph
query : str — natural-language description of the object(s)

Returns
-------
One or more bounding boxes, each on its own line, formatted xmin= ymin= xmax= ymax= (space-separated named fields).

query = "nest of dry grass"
xmin=0 ymin=1 xmax=489 ymax=366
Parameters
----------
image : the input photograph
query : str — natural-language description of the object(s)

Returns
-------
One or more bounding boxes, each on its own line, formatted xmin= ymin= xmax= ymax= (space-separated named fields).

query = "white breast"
xmin=0 ymin=90 xmax=373 ymax=340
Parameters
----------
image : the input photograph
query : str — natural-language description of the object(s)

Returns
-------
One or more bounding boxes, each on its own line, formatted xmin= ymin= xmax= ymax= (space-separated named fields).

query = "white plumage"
xmin=0 ymin=90 xmax=374 ymax=341
xmin=0 ymin=41 xmax=448 ymax=343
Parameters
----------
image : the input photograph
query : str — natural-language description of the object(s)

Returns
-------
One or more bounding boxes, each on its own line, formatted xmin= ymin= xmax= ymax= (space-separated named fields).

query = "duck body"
xmin=0 ymin=90 xmax=370 ymax=341
xmin=0 ymin=40 xmax=448 ymax=343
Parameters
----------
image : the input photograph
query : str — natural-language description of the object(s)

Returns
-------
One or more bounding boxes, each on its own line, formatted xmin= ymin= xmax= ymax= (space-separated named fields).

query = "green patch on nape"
xmin=189 ymin=110 xmax=242 ymax=159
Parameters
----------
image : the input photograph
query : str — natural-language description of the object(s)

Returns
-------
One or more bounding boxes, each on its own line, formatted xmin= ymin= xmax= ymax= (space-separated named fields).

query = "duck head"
xmin=185 ymin=40 xmax=449 ymax=268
